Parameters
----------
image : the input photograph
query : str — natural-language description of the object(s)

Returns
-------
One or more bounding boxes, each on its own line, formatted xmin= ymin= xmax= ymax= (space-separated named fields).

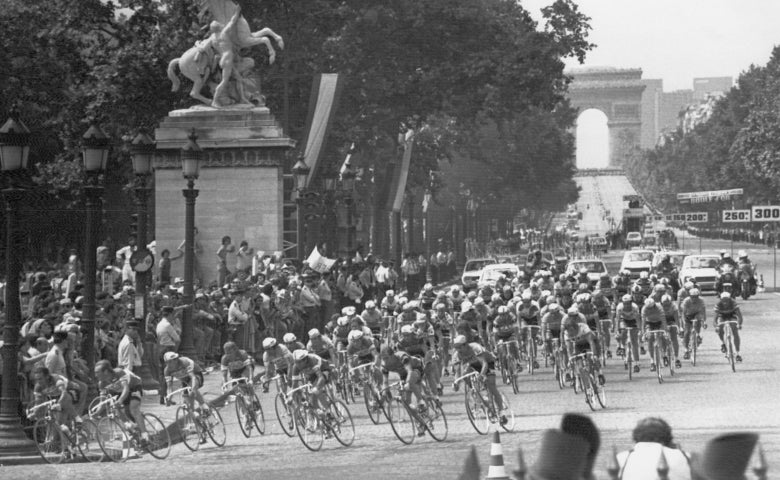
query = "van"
xmin=588 ymin=236 xmax=608 ymax=253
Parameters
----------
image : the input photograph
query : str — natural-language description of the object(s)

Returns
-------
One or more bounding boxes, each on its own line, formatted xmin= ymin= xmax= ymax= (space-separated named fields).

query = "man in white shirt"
xmin=617 ymin=417 xmax=691 ymax=480
xmin=116 ymin=236 xmax=137 ymax=284
xmin=118 ymin=321 xmax=144 ymax=373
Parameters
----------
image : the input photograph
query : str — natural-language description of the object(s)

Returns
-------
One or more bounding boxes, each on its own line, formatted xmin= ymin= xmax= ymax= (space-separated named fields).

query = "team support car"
xmin=461 ymin=257 xmax=496 ymax=291
xmin=626 ymin=231 xmax=643 ymax=248
xmin=565 ymin=259 xmax=609 ymax=287
xmin=679 ymin=254 xmax=720 ymax=292
xmin=588 ymin=236 xmax=608 ymax=253
xmin=620 ymin=250 xmax=655 ymax=279
xmin=477 ymin=263 xmax=521 ymax=289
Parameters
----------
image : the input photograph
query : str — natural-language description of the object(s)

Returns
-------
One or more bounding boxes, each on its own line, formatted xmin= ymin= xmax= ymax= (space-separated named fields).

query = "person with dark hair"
xmin=561 ymin=413 xmax=600 ymax=480
xmin=617 ymin=417 xmax=691 ymax=479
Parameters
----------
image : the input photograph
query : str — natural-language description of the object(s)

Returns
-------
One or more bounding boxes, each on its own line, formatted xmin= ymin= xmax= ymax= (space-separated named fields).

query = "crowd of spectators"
xmin=687 ymin=226 xmax=780 ymax=248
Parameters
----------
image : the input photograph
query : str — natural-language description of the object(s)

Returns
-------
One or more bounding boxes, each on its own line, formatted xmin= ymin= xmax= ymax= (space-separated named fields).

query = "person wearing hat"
xmin=156 ymin=305 xmax=180 ymax=404
xmin=616 ymin=293 xmax=641 ymax=373
xmin=30 ymin=365 xmax=84 ymax=427
xmin=94 ymin=359 xmax=148 ymax=443
xmin=516 ymin=292 xmax=542 ymax=370
xmin=526 ymin=429 xmax=591 ymax=480
xmin=220 ymin=341 xmax=255 ymax=400
xmin=451 ymin=334 xmax=506 ymax=425
xmin=455 ymin=301 xmax=480 ymax=344
xmin=380 ymin=290 xmax=398 ymax=317
xmin=490 ymin=304 xmax=522 ymax=375
xmin=306 ymin=329 xmax=335 ymax=362
xmin=689 ymin=432 xmax=758 ymax=480
xmin=346 ymin=329 xmax=381 ymax=387
xmin=260 ymin=337 xmax=294 ymax=393
xmin=360 ymin=300 xmax=383 ymax=342
xmin=432 ymin=303 xmax=455 ymax=376
xmin=562 ymin=312 xmax=605 ymax=386
xmin=117 ymin=320 xmax=144 ymax=374
xmin=679 ymin=288 xmax=706 ymax=360
xmin=617 ymin=417 xmax=692 ymax=480
xmin=299 ymin=274 xmax=321 ymax=341
xmin=290 ymin=349 xmax=334 ymax=416
xmin=714 ymin=291 xmax=743 ymax=362
xmin=163 ymin=351 xmax=208 ymax=413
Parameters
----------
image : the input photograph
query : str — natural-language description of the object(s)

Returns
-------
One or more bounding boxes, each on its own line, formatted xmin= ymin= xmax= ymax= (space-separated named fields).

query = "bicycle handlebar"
xmin=453 ymin=371 xmax=480 ymax=384
xmin=89 ymin=394 xmax=117 ymax=416
xmin=26 ymin=399 xmax=57 ymax=417
xmin=221 ymin=377 xmax=250 ymax=391
xmin=286 ymin=383 xmax=312 ymax=396
xmin=166 ymin=387 xmax=192 ymax=401
xmin=348 ymin=363 xmax=376 ymax=374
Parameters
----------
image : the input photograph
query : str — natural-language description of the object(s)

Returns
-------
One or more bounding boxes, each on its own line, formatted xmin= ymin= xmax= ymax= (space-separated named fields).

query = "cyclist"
xmin=574 ymin=268 xmax=590 ymax=289
xmin=431 ymin=304 xmax=454 ymax=376
xmin=650 ymin=284 xmax=668 ymax=303
xmin=554 ymin=273 xmax=575 ymax=310
xmin=641 ymin=298 xmax=667 ymax=372
xmin=94 ymin=359 xmax=148 ymax=442
xmin=448 ymin=285 xmax=465 ymax=311
xmin=220 ymin=341 xmax=255 ymax=399
xmin=290 ymin=350 xmax=334 ymax=417
xmin=562 ymin=315 xmax=606 ymax=386
xmin=474 ymin=297 xmax=491 ymax=345
xmin=737 ymin=250 xmax=757 ymax=295
xmin=714 ymin=292 xmax=744 ymax=362
xmin=163 ymin=352 xmax=209 ymax=413
xmin=283 ymin=333 xmax=305 ymax=352
xmin=541 ymin=303 xmax=565 ymax=357
xmin=538 ymin=270 xmax=555 ymax=292
xmin=515 ymin=293 xmax=541 ymax=369
xmin=616 ymin=294 xmax=641 ymax=373
xmin=660 ymin=294 xmax=682 ymax=368
xmin=307 ymin=328 xmax=336 ymax=362
xmin=577 ymin=292 xmax=599 ymax=331
xmin=419 ymin=283 xmax=437 ymax=310
xmin=31 ymin=365 xmax=83 ymax=427
xmin=260 ymin=337 xmax=294 ymax=393
xmin=398 ymin=324 xmax=439 ymax=398
xmin=379 ymin=346 xmax=428 ymax=435
xmin=380 ymin=290 xmax=399 ymax=316
xmin=452 ymin=335 xmax=507 ymax=426
xmin=489 ymin=305 xmax=521 ymax=375
xmin=595 ymin=272 xmax=615 ymax=303
xmin=592 ymin=290 xmax=613 ymax=358
xmin=680 ymin=288 xmax=706 ymax=359
xmin=346 ymin=329 xmax=382 ymax=386
xmin=331 ymin=314 xmax=352 ymax=353
xmin=396 ymin=302 xmax=419 ymax=338
xmin=677 ymin=280 xmax=694 ymax=308
xmin=613 ymin=270 xmax=632 ymax=308
xmin=635 ymin=271 xmax=653 ymax=299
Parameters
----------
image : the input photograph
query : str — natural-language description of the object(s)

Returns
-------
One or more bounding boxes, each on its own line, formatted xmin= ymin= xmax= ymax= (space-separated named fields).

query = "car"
xmin=477 ymin=263 xmax=521 ymax=289
xmin=525 ymin=251 xmax=555 ymax=269
xmin=494 ymin=254 xmax=522 ymax=266
xmin=553 ymin=248 xmax=570 ymax=271
xmin=588 ymin=236 xmax=608 ymax=253
xmin=651 ymin=250 xmax=688 ymax=271
xmin=679 ymin=254 xmax=720 ymax=292
xmin=461 ymin=257 xmax=496 ymax=291
xmin=565 ymin=259 xmax=609 ymax=286
xmin=620 ymin=250 xmax=655 ymax=279
xmin=626 ymin=231 xmax=642 ymax=247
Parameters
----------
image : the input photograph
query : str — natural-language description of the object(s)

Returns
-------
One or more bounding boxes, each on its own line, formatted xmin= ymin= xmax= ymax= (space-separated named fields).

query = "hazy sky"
xmin=522 ymin=0 xmax=780 ymax=91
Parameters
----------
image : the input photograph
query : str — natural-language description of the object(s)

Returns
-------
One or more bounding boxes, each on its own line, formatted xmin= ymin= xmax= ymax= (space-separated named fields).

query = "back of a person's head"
xmin=633 ymin=417 xmax=674 ymax=447
xmin=561 ymin=413 xmax=600 ymax=477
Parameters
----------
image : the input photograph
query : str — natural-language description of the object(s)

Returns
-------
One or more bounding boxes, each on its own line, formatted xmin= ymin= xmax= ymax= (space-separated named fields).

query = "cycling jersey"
xmin=99 ymin=368 xmax=143 ymax=405
xmin=542 ymin=311 xmax=564 ymax=333
xmin=381 ymin=352 xmax=423 ymax=380
xmin=593 ymin=297 xmax=611 ymax=318
xmin=680 ymin=297 xmax=705 ymax=321
xmin=398 ymin=335 xmax=426 ymax=357
xmin=221 ymin=349 xmax=252 ymax=378
xmin=34 ymin=373 xmax=72 ymax=400
xmin=291 ymin=353 xmax=332 ymax=384
xmin=307 ymin=336 xmax=334 ymax=358
xmin=642 ymin=304 xmax=665 ymax=326
xmin=262 ymin=345 xmax=293 ymax=375
xmin=347 ymin=337 xmax=376 ymax=361
xmin=616 ymin=302 xmax=640 ymax=328
xmin=516 ymin=301 xmax=540 ymax=325
xmin=715 ymin=298 xmax=739 ymax=319
xmin=492 ymin=314 xmax=517 ymax=335
xmin=332 ymin=324 xmax=352 ymax=344
xmin=455 ymin=342 xmax=496 ymax=374
xmin=164 ymin=356 xmax=204 ymax=388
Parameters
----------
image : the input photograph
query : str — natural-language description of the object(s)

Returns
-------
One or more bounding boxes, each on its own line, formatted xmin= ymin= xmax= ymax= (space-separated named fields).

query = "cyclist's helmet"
xmin=559 ymin=273 xmax=568 ymax=282
xmin=461 ymin=301 xmax=474 ymax=312
xmin=262 ymin=337 xmax=277 ymax=349
xmin=521 ymin=292 xmax=532 ymax=302
xmin=661 ymin=294 xmax=673 ymax=304
xmin=592 ymin=290 xmax=604 ymax=299
xmin=547 ymin=303 xmax=560 ymax=312
xmin=400 ymin=325 xmax=414 ymax=335
xmin=386 ymin=289 xmax=395 ymax=297
xmin=720 ymin=291 xmax=731 ymax=299
xmin=640 ymin=271 xmax=649 ymax=279
xmin=365 ymin=300 xmax=376 ymax=309
xmin=453 ymin=335 xmax=468 ymax=346
xmin=347 ymin=330 xmax=364 ymax=341
xmin=497 ymin=305 xmax=510 ymax=315
xmin=567 ymin=306 xmax=579 ymax=316
xmin=163 ymin=352 xmax=179 ymax=362
xmin=644 ymin=298 xmax=655 ymax=308
xmin=738 ymin=250 xmax=748 ymax=259
xmin=292 ymin=350 xmax=308 ymax=362
xmin=308 ymin=328 xmax=321 ymax=338
xmin=684 ymin=281 xmax=695 ymax=290
xmin=632 ymin=284 xmax=642 ymax=293
xmin=337 ymin=316 xmax=350 ymax=326
xmin=689 ymin=288 xmax=701 ymax=297
xmin=622 ymin=294 xmax=632 ymax=303
xmin=283 ymin=333 xmax=297 ymax=343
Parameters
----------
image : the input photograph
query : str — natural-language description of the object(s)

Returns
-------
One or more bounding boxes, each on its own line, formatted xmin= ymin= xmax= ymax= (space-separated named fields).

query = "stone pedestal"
xmin=153 ymin=107 xmax=296 ymax=286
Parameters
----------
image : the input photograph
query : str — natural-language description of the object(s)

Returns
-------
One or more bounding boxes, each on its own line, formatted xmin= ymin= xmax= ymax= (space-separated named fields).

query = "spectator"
xmin=156 ymin=306 xmax=179 ymax=404
xmin=527 ymin=429 xmax=590 ymax=480
xmin=236 ymin=240 xmax=254 ymax=276
xmin=116 ymin=236 xmax=137 ymax=284
xmin=617 ymin=417 xmax=691 ymax=480
xmin=117 ymin=321 xmax=144 ymax=373
xmin=561 ymin=413 xmax=600 ymax=480
xmin=217 ymin=235 xmax=235 ymax=287
xmin=157 ymin=248 xmax=182 ymax=287
xmin=689 ymin=432 xmax=758 ymax=480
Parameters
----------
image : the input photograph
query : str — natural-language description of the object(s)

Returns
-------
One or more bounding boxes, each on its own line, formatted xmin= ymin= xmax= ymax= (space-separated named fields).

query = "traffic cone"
xmin=459 ymin=445 xmax=481 ymax=480
xmin=485 ymin=430 xmax=510 ymax=479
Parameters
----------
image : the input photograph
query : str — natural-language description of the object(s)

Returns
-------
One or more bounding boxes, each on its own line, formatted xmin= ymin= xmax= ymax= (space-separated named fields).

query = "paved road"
xmin=5 ymin=239 xmax=779 ymax=479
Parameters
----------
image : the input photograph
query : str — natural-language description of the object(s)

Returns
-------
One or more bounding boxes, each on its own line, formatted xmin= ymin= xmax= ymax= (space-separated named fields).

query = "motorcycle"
xmin=738 ymin=265 xmax=756 ymax=300
xmin=716 ymin=265 xmax=741 ymax=297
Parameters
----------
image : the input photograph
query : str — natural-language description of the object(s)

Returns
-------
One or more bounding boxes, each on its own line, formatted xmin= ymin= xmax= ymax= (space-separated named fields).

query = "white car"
xmin=566 ymin=259 xmax=609 ymax=285
xmin=679 ymin=254 xmax=720 ymax=292
xmin=626 ymin=231 xmax=642 ymax=248
xmin=620 ymin=250 xmax=655 ymax=279
xmin=461 ymin=258 xmax=496 ymax=291
xmin=477 ymin=263 xmax=521 ymax=289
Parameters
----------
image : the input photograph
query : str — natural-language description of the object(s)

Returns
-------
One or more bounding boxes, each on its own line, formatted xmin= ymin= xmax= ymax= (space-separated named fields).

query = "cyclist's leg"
xmin=630 ymin=328 xmax=640 ymax=361
xmin=406 ymin=370 xmax=425 ymax=407
xmin=484 ymin=374 xmax=503 ymax=412
xmin=60 ymin=390 xmax=79 ymax=424
xmin=732 ymin=323 xmax=741 ymax=353
xmin=683 ymin=319 xmax=692 ymax=351
xmin=128 ymin=397 xmax=148 ymax=435
xmin=601 ymin=320 xmax=612 ymax=352
xmin=668 ymin=326 xmax=679 ymax=358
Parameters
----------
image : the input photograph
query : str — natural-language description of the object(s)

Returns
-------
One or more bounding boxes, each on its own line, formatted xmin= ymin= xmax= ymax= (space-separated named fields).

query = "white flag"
xmin=306 ymin=246 xmax=336 ymax=273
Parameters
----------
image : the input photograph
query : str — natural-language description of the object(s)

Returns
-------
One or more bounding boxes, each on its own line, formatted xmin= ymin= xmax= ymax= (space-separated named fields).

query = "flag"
xmin=386 ymin=128 xmax=415 ymax=212
xmin=300 ymin=73 xmax=344 ymax=184
xmin=306 ymin=246 xmax=336 ymax=273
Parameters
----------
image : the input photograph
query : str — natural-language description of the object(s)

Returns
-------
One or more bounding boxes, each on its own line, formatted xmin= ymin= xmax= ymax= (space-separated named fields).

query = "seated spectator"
xmin=561 ymin=413 xmax=600 ymax=480
xmin=617 ymin=417 xmax=691 ymax=480
xmin=527 ymin=429 xmax=590 ymax=480
xmin=690 ymin=432 xmax=758 ymax=480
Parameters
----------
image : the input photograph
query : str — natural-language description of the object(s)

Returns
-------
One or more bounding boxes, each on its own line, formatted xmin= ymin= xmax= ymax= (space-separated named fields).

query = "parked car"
xmin=679 ymin=254 xmax=720 ymax=292
xmin=626 ymin=231 xmax=642 ymax=248
xmin=620 ymin=250 xmax=655 ymax=279
xmin=565 ymin=259 xmax=609 ymax=286
xmin=461 ymin=258 xmax=496 ymax=291
xmin=477 ymin=263 xmax=521 ymax=289
xmin=588 ymin=236 xmax=608 ymax=253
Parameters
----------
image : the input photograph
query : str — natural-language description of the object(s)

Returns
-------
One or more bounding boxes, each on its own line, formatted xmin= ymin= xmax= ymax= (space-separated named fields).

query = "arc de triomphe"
xmin=567 ymin=67 xmax=646 ymax=168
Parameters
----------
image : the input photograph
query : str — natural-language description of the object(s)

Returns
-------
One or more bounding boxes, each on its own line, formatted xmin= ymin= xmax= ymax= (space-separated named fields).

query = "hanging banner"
xmin=300 ymin=73 xmax=344 ymax=184
xmin=677 ymin=188 xmax=743 ymax=204
xmin=306 ymin=246 xmax=336 ymax=273
xmin=387 ymin=129 xmax=415 ymax=212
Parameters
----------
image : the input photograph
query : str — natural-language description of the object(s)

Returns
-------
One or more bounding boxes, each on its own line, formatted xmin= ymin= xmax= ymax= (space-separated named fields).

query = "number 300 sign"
xmin=751 ymin=206 xmax=780 ymax=221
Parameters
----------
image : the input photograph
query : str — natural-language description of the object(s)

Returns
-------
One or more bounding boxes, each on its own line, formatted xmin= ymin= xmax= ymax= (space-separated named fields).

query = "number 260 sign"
xmin=751 ymin=206 xmax=780 ymax=221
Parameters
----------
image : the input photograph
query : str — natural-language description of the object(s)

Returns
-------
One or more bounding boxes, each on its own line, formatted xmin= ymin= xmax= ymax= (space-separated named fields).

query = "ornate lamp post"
xmin=129 ymin=132 xmax=158 ymax=389
xmin=178 ymin=130 xmax=202 ymax=357
xmin=292 ymin=155 xmax=311 ymax=261
xmin=81 ymin=124 xmax=110 ymax=374
xmin=0 ymin=109 xmax=37 ymax=457
xmin=322 ymin=174 xmax=338 ymax=257
xmin=341 ymin=162 xmax=356 ymax=257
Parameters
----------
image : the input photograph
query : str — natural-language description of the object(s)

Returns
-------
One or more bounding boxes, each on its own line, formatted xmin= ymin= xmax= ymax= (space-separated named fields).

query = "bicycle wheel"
xmin=76 ymin=418 xmax=104 ymax=463
xmin=33 ymin=419 xmax=67 ymax=464
xmin=294 ymin=405 xmax=324 ymax=452
xmin=176 ymin=405 xmax=201 ymax=452
xmin=274 ymin=393 xmax=295 ymax=437
xmin=655 ymin=343 xmax=664 ymax=384
xmin=236 ymin=396 xmax=253 ymax=438
xmin=497 ymin=393 xmax=515 ymax=432
xmin=363 ymin=384 xmax=382 ymax=425
xmin=594 ymin=376 xmax=607 ymax=408
xmin=691 ymin=329 xmax=698 ymax=366
xmin=583 ymin=374 xmax=596 ymax=411
xmin=141 ymin=413 xmax=171 ymax=460
xmin=249 ymin=391 xmax=266 ymax=435
xmin=204 ymin=408 xmax=227 ymax=446
xmin=329 ymin=400 xmax=355 ymax=447
xmin=728 ymin=334 xmax=736 ymax=372
xmin=527 ymin=341 xmax=535 ymax=376
xmin=425 ymin=399 xmax=448 ymax=442
xmin=383 ymin=395 xmax=416 ymax=444
xmin=96 ymin=417 xmax=130 ymax=462
xmin=464 ymin=384 xmax=490 ymax=435
xmin=627 ymin=341 xmax=634 ymax=381
xmin=509 ymin=359 xmax=519 ymax=394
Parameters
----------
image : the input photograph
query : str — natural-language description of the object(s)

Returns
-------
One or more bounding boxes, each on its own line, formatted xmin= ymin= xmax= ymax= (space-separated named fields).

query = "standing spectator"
xmin=375 ymin=261 xmax=390 ymax=302
xmin=216 ymin=235 xmax=235 ymax=287
xmin=345 ymin=272 xmax=364 ymax=308
xmin=116 ymin=236 xmax=137 ymax=284
xmin=117 ymin=321 xmax=144 ymax=373
xmin=690 ymin=432 xmax=758 ymax=480
xmin=193 ymin=293 xmax=216 ymax=363
xmin=156 ymin=306 xmax=179 ymax=404
xmin=228 ymin=288 xmax=257 ymax=360
xmin=157 ymin=248 xmax=183 ymax=287
xmin=527 ymin=429 xmax=590 ymax=480
xmin=44 ymin=331 xmax=69 ymax=377
xmin=299 ymin=275 xmax=321 ymax=340
xmin=317 ymin=272 xmax=334 ymax=330
xmin=358 ymin=263 xmax=375 ymax=301
xmin=236 ymin=240 xmax=254 ymax=276
xmin=617 ymin=417 xmax=692 ymax=480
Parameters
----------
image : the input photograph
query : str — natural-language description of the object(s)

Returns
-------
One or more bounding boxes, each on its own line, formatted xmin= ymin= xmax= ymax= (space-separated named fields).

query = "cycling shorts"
xmin=356 ymin=354 xmax=374 ymax=366
xmin=547 ymin=327 xmax=561 ymax=340
xmin=573 ymin=341 xmax=592 ymax=356
xmin=468 ymin=361 xmax=496 ymax=376
xmin=123 ymin=386 xmax=144 ymax=406
xmin=305 ymin=360 xmax=332 ymax=385
xmin=620 ymin=319 xmax=638 ymax=329
xmin=521 ymin=318 xmax=539 ymax=326
xmin=314 ymin=351 xmax=331 ymax=361
xmin=181 ymin=372 xmax=205 ymax=390
xmin=494 ymin=331 xmax=516 ymax=343
xmin=645 ymin=321 xmax=663 ymax=332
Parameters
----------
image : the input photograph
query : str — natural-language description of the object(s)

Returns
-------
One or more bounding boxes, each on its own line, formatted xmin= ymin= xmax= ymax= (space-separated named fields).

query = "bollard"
xmin=606 ymin=445 xmax=620 ymax=480
xmin=752 ymin=442 xmax=768 ymax=480
xmin=459 ymin=445 xmax=481 ymax=480
xmin=656 ymin=449 xmax=669 ymax=480
xmin=513 ymin=445 xmax=526 ymax=480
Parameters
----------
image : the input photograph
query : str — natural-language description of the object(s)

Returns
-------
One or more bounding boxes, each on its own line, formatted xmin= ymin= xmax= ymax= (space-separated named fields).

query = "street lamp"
xmin=292 ymin=155 xmax=311 ymax=261
xmin=0 ymin=108 xmax=37 ymax=457
xmin=178 ymin=130 xmax=202 ymax=357
xmin=341 ymin=162 xmax=356 ymax=257
xmin=81 ymin=123 xmax=110 ymax=375
xmin=129 ymin=132 xmax=158 ymax=389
